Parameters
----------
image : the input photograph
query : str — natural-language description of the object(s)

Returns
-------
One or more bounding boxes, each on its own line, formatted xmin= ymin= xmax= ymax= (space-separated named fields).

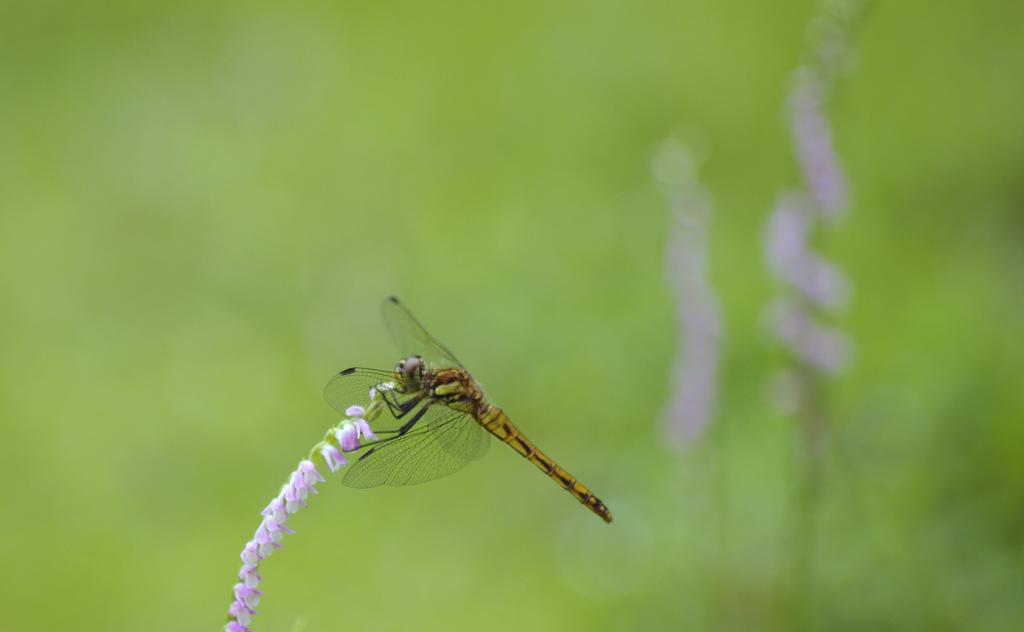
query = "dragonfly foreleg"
xmin=378 ymin=388 xmax=423 ymax=419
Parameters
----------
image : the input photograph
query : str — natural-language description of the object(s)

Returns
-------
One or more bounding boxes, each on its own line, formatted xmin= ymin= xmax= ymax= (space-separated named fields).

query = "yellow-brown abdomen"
xmin=477 ymin=404 xmax=612 ymax=523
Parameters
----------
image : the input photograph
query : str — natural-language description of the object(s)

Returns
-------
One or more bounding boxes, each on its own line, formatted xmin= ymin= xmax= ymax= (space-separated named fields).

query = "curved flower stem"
xmin=222 ymin=386 xmax=390 ymax=632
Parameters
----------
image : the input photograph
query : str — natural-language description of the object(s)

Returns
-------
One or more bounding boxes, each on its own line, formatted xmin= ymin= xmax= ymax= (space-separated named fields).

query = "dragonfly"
xmin=323 ymin=297 xmax=612 ymax=523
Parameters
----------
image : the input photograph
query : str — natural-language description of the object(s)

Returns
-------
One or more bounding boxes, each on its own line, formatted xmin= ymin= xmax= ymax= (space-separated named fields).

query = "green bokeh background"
xmin=2 ymin=1 xmax=1022 ymax=630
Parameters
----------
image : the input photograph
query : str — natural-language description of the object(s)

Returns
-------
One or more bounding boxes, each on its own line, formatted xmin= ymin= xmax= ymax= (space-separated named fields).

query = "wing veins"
xmin=342 ymin=405 xmax=489 ymax=488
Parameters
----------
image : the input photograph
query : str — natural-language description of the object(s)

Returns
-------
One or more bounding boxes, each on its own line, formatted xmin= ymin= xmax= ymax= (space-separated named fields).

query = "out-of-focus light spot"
xmin=556 ymin=500 xmax=654 ymax=600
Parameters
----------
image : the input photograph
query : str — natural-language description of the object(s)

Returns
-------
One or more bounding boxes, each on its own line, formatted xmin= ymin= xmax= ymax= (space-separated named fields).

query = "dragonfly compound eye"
xmin=402 ymin=355 xmax=421 ymax=377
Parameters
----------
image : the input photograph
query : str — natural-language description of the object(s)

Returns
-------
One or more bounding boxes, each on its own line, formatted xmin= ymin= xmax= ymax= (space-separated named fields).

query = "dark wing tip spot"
xmin=387 ymin=296 xmax=400 ymax=304
xmin=339 ymin=367 xmax=357 ymax=375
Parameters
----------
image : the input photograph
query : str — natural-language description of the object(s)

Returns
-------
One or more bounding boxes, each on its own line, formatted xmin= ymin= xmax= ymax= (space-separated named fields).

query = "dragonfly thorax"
xmin=393 ymin=356 xmax=483 ymax=412
xmin=424 ymin=367 xmax=485 ymax=414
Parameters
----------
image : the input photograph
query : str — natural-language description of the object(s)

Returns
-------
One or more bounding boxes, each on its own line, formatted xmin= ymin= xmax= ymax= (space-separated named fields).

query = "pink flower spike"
xmin=346 ymin=405 xmax=366 ymax=418
xmin=291 ymin=474 xmax=317 ymax=495
xmin=261 ymin=497 xmax=288 ymax=524
xmin=320 ymin=443 xmax=348 ymax=472
xmin=284 ymin=485 xmax=306 ymax=512
xmin=299 ymin=460 xmax=325 ymax=486
xmin=291 ymin=473 xmax=312 ymax=492
xmin=265 ymin=519 xmax=296 ymax=536
xmin=285 ymin=471 xmax=314 ymax=499
xmin=230 ymin=599 xmax=257 ymax=625
xmin=255 ymin=522 xmax=284 ymax=557
xmin=239 ymin=564 xmax=262 ymax=588
xmin=233 ymin=583 xmax=263 ymax=608
xmin=355 ymin=419 xmax=378 ymax=442
xmin=227 ymin=424 xmax=369 ymax=628
xmin=240 ymin=541 xmax=261 ymax=566
xmin=368 ymin=387 xmax=377 ymax=400
xmin=338 ymin=423 xmax=360 ymax=452
xmin=291 ymin=478 xmax=315 ymax=500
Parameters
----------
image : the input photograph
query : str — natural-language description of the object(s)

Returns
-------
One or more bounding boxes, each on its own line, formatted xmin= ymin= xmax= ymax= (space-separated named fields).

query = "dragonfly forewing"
xmin=343 ymin=408 xmax=490 ymax=488
xmin=323 ymin=367 xmax=414 ymax=431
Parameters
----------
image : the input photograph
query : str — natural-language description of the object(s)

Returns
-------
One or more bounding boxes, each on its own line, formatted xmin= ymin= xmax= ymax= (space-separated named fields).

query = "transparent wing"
xmin=324 ymin=367 xmax=425 ymax=431
xmin=383 ymin=297 xmax=462 ymax=369
xmin=342 ymin=407 xmax=491 ymax=488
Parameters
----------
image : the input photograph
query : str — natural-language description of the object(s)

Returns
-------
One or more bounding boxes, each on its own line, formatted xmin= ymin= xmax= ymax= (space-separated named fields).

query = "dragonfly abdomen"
xmin=476 ymin=404 xmax=613 ymax=523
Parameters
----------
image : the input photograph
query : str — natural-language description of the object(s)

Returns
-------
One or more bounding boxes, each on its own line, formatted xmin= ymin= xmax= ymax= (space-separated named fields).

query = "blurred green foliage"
xmin=1 ymin=1 xmax=1022 ymax=631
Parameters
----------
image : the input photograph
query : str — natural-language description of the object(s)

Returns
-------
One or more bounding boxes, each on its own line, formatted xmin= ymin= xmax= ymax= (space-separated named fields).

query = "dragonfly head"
xmin=395 ymin=355 xmax=425 ymax=387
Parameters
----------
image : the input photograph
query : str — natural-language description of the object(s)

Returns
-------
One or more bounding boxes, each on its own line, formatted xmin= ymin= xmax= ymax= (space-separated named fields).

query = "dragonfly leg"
xmin=379 ymin=390 xmax=423 ymax=419
xmin=379 ymin=387 xmax=405 ymax=412
xmin=397 ymin=403 xmax=431 ymax=436
xmin=353 ymin=404 xmax=425 ymax=444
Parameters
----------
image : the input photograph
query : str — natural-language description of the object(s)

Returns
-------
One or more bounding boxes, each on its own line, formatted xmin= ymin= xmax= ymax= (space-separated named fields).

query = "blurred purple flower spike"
xmin=762 ymin=0 xmax=865 ymax=440
xmin=765 ymin=192 xmax=852 ymax=312
xmin=789 ymin=73 xmax=849 ymax=216
xmin=655 ymin=137 xmax=723 ymax=447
